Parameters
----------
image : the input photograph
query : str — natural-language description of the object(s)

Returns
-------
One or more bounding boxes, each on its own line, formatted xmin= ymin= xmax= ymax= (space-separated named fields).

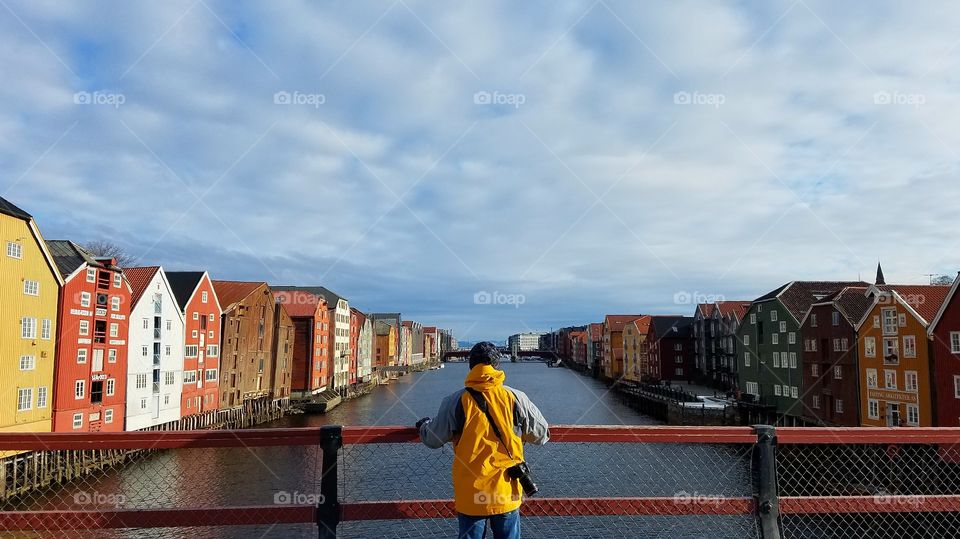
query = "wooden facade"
xmin=213 ymin=281 xmax=278 ymax=408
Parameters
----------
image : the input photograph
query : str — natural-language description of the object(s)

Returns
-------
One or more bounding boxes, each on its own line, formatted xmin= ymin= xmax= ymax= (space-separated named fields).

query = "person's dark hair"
xmin=469 ymin=342 xmax=501 ymax=369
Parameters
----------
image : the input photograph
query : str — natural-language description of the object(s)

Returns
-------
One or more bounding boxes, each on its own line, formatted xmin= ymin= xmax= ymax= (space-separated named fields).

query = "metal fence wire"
xmin=0 ymin=426 xmax=960 ymax=538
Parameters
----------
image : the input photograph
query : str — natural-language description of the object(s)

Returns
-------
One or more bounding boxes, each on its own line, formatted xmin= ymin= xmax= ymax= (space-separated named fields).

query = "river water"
xmin=9 ymin=363 xmax=762 ymax=538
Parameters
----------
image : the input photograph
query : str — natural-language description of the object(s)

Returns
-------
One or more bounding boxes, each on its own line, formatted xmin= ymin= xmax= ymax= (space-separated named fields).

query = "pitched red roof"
xmin=697 ymin=303 xmax=716 ymax=317
xmin=876 ymin=285 xmax=951 ymax=324
xmin=605 ymin=314 xmax=645 ymax=332
xmin=715 ymin=301 xmax=753 ymax=321
xmin=632 ymin=315 xmax=652 ymax=334
xmin=125 ymin=266 xmax=160 ymax=306
xmin=212 ymin=280 xmax=266 ymax=311
xmin=273 ymin=290 xmax=324 ymax=318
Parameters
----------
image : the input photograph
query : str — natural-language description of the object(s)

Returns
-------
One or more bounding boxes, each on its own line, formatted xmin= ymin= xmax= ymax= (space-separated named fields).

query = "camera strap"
xmin=465 ymin=388 xmax=517 ymax=462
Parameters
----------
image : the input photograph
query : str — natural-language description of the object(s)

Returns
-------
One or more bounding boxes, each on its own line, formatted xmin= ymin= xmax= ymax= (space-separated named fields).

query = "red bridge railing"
xmin=1 ymin=426 xmax=959 ymax=538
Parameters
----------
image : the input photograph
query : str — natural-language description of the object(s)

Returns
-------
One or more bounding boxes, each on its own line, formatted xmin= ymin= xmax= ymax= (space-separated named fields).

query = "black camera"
xmin=507 ymin=462 xmax=539 ymax=497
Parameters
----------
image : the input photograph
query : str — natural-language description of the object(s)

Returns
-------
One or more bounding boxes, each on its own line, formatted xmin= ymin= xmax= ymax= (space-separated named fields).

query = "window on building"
xmin=202 ymin=291 xmax=208 ymax=303
xmin=840 ymin=338 xmax=849 ymax=351
xmin=78 ymin=320 xmax=89 ymax=336
xmin=166 ymin=320 xmax=172 ymax=331
xmin=23 ymin=279 xmax=39 ymax=296
xmin=903 ymin=336 xmax=917 ymax=358
xmin=884 ymin=370 xmax=897 ymax=390
xmin=868 ymin=399 xmax=880 ymax=419
xmin=73 ymin=413 xmax=83 ymax=429
xmin=90 ymin=381 xmax=103 ymax=404
xmin=791 ymin=386 xmax=798 ymax=398
xmin=185 ymin=345 xmax=199 ymax=357
xmin=17 ymin=388 xmax=32 ymax=411
xmin=746 ymin=381 xmax=758 ymax=394
xmin=771 ymin=310 xmax=778 ymax=322
xmin=113 ymin=273 xmax=122 ymax=288
xmin=834 ymin=366 xmax=842 ymax=379
xmin=183 ymin=371 xmax=198 ymax=384
xmin=164 ymin=395 xmax=170 ymax=405
xmin=789 ymin=332 xmax=796 ymax=345
xmin=22 ymin=317 xmax=37 ymax=339
xmin=906 ymin=404 xmax=920 ymax=426
xmin=111 ymin=296 xmax=120 ymax=311
xmin=6 ymin=240 xmax=23 ymax=259
xmin=86 ymin=268 xmax=96 ymax=283
xmin=140 ymin=397 xmax=147 ymax=409
xmin=136 ymin=373 xmax=147 ymax=389
xmin=874 ymin=315 xmax=881 ymax=329
xmin=812 ymin=395 xmax=820 ymax=408
xmin=675 ymin=367 xmax=683 ymax=376
xmin=882 ymin=308 xmax=898 ymax=335
xmin=811 ymin=314 xmax=818 ymax=327
xmin=41 ymin=318 xmax=51 ymax=340
xmin=19 ymin=355 xmax=35 ymax=371
xmin=905 ymin=371 xmax=918 ymax=392
xmin=811 ymin=363 xmax=819 ymax=377
xmin=955 ymin=376 xmax=960 ymax=398
xmin=206 ymin=368 xmax=218 ymax=381
xmin=193 ymin=312 xmax=199 ymax=321
xmin=105 ymin=409 xmax=114 ymax=423
xmin=109 ymin=323 xmax=119 ymax=338
xmin=779 ymin=321 xmax=787 ymax=333
xmin=165 ymin=345 xmax=171 ymax=356
xmin=80 ymin=291 xmax=91 ymax=308
xmin=835 ymin=399 xmax=844 ymax=413
xmin=833 ymin=338 xmax=841 ymax=352
xmin=883 ymin=337 xmax=899 ymax=363
xmin=75 ymin=380 xmax=85 ymax=399
xmin=952 ymin=332 xmax=960 ymax=354
xmin=772 ymin=333 xmax=779 ymax=345
xmin=37 ymin=387 xmax=47 ymax=408
xmin=206 ymin=344 xmax=219 ymax=357
xmin=107 ymin=379 xmax=115 ymax=396
xmin=773 ymin=385 xmax=781 ymax=396
xmin=865 ymin=337 xmax=876 ymax=358
xmin=832 ymin=312 xmax=840 ymax=326
xmin=750 ymin=313 xmax=757 ymax=324
xmin=773 ymin=352 xmax=781 ymax=368
xmin=866 ymin=368 xmax=878 ymax=388
xmin=165 ymin=371 xmax=175 ymax=385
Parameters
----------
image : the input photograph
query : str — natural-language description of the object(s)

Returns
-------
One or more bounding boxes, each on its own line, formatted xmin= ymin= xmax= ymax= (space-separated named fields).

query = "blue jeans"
xmin=457 ymin=509 xmax=520 ymax=539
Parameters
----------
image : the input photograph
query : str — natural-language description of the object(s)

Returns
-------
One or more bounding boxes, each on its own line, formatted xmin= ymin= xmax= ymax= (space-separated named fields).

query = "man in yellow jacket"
xmin=418 ymin=342 xmax=550 ymax=539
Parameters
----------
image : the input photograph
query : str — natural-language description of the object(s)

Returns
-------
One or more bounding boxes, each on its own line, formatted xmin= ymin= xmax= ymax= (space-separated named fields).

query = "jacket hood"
xmin=464 ymin=364 xmax=505 ymax=392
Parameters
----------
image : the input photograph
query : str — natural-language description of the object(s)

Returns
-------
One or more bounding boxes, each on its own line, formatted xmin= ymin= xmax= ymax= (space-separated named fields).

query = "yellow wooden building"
xmin=0 ymin=197 xmax=62 ymax=434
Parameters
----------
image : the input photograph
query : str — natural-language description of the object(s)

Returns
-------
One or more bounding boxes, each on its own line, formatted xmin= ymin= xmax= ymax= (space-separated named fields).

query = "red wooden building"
xmin=273 ymin=290 xmax=329 ymax=396
xmin=167 ymin=271 xmax=222 ymax=415
xmin=929 ymin=273 xmax=960 ymax=426
xmin=646 ymin=316 xmax=695 ymax=383
xmin=47 ymin=241 xmax=130 ymax=432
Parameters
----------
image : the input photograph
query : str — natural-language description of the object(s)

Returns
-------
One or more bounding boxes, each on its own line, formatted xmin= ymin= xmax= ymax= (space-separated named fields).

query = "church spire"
xmin=876 ymin=261 xmax=886 ymax=285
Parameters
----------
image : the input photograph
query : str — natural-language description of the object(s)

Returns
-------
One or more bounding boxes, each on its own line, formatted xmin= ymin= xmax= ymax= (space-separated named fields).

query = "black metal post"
xmin=752 ymin=425 xmax=781 ymax=539
xmin=317 ymin=425 xmax=342 ymax=539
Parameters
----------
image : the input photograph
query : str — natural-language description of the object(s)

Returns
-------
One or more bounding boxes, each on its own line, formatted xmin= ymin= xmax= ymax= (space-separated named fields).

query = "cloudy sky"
xmin=3 ymin=1 xmax=959 ymax=341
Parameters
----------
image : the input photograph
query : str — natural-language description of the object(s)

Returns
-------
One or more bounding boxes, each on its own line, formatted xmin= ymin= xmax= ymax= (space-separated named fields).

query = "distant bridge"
xmin=443 ymin=349 xmax=560 ymax=362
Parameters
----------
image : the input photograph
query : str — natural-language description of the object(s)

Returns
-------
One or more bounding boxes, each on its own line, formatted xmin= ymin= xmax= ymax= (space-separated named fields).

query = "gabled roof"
xmin=45 ymin=239 xmax=119 ymax=280
xmin=754 ymin=281 xmax=869 ymax=323
xmin=833 ymin=287 xmax=873 ymax=325
xmin=125 ymin=266 xmax=161 ymax=306
xmin=274 ymin=285 xmax=347 ymax=310
xmin=273 ymin=290 xmax=325 ymax=318
xmin=929 ymin=273 xmax=960 ymax=334
xmin=165 ymin=271 xmax=206 ymax=311
xmin=588 ymin=323 xmax=603 ymax=339
xmin=648 ymin=315 xmax=693 ymax=338
xmin=696 ymin=303 xmax=716 ymax=318
xmin=715 ymin=301 xmax=753 ymax=322
xmin=631 ymin=315 xmax=653 ymax=335
xmin=212 ymin=280 xmax=267 ymax=312
xmin=872 ymin=284 xmax=951 ymax=325
xmin=604 ymin=314 xmax=645 ymax=332
xmin=0 ymin=196 xmax=31 ymax=221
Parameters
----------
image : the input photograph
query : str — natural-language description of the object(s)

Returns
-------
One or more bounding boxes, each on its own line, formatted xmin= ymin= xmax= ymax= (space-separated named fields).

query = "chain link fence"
xmin=2 ymin=426 xmax=960 ymax=538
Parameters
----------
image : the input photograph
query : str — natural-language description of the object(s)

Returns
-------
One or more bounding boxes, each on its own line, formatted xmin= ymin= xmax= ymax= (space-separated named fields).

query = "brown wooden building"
xmin=212 ymin=281 xmax=278 ymax=408
xmin=271 ymin=301 xmax=295 ymax=401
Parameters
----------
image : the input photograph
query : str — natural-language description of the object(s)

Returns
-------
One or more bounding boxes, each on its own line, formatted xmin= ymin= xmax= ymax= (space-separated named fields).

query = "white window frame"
xmin=6 ymin=240 xmax=23 ymax=259
xmin=906 ymin=404 xmax=920 ymax=426
xmin=744 ymin=352 xmax=751 ymax=367
xmin=790 ymin=386 xmax=798 ymax=399
xmin=17 ymin=388 xmax=32 ymax=411
xmin=78 ymin=320 xmax=89 ymax=336
xmin=779 ymin=321 xmax=787 ymax=333
xmin=773 ymin=352 xmax=781 ymax=368
xmin=80 ymin=291 xmax=91 ymax=307
xmin=106 ymin=379 xmax=116 ymax=396
xmin=905 ymin=371 xmax=918 ymax=392
xmin=41 ymin=318 xmax=51 ymax=340
xmin=37 ymin=386 xmax=47 ymax=408
xmin=811 ymin=363 xmax=819 ymax=377
xmin=21 ymin=317 xmax=37 ymax=339
xmin=19 ymin=355 xmax=35 ymax=371
xmin=834 ymin=366 xmax=842 ymax=379
xmin=771 ymin=310 xmax=778 ymax=322
xmin=774 ymin=385 xmax=782 ymax=396
xmin=105 ymin=409 xmax=114 ymax=423
xmin=74 ymin=380 xmax=85 ymax=400
xmin=868 ymin=399 xmax=880 ymax=420
xmin=866 ymin=368 xmax=878 ymax=389
xmin=23 ymin=279 xmax=39 ymax=296
xmin=111 ymin=296 xmax=120 ymax=311
xmin=772 ymin=333 xmax=779 ymax=345
xmin=903 ymin=335 xmax=917 ymax=358
xmin=884 ymin=370 xmax=897 ymax=390
xmin=73 ymin=412 xmax=83 ymax=429
xmin=955 ymin=375 xmax=960 ymax=398
xmin=835 ymin=398 xmax=844 ymax=414
xmin=86 ymin=268 xmax=96 ymax=283
xmin=865 ymin=337 xmax=876 ymax=358
xmin=202 ymin=291 xmax=208 ymax=303
xmin=812 ymin=395 xmax=820 ymax=409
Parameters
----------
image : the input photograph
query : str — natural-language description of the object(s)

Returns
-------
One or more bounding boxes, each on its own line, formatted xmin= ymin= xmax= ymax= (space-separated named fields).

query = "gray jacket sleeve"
xmin=418 ymin=390 xmax=464 ymax=449
xmin=508 ymin=387 xmax=550 ymax=445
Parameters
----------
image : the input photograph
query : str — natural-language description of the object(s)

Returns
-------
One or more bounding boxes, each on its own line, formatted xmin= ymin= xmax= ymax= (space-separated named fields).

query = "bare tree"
xmin=931 ymin=274 xmax=955 ymax=286
xmin=83 ymin=240 xmax=137 ymax=267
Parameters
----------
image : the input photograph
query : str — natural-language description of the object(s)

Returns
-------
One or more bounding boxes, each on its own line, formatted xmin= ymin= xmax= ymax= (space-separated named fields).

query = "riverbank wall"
xmin=0 ymin=395 xmax=290 ymax=505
